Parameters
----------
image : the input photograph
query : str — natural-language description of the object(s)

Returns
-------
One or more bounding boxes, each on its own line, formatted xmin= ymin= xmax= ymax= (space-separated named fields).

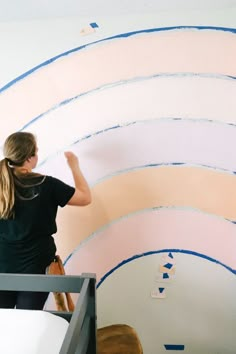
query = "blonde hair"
xmin=0 ymin=132 xmax=38 ymax=219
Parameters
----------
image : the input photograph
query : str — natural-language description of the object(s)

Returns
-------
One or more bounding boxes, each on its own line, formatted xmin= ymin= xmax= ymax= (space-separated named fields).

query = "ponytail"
xmin=0 ymin=131 xmax=43 ymax=219
xmin=0 ymin=159 xmax=15 ymax=219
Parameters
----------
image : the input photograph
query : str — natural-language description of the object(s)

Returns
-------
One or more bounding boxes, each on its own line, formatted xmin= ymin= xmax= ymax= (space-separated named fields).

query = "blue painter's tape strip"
xmin=163 ymin=263 xmax=173 ymax=269
xmin=90 ymin=22 xmax=99 ymax=28
xmin=164 ymin=344 xmax=185 ymax=350
xmin=95 ymin=249 xmax=236 ymax=288
xmin=1 ymin=26 xmax=236 ymax=94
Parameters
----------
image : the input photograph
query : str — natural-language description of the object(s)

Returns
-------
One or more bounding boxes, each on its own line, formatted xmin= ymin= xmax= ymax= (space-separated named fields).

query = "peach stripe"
xmin=55 ymin=166 xmax=236 ymax=259
xmin=0 ymin=29 xmax=236 ymax=138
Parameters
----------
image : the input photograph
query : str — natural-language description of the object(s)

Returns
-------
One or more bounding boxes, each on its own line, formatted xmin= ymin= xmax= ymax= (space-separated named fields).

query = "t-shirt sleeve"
xmin=49 ymin=176 xmax=75 ymax=207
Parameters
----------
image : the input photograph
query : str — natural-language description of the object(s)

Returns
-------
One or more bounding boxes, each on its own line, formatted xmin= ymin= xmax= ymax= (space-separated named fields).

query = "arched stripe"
xmin=63 ymin=209 xmax=236 ymax=284
xmin=2 ymin=75 xmax=234 ymax=159
xmin=1 ymin=26 xmax=236 ymax=93
xmin=54 ymin=166 xmax=236 ymax=259
xmin=1 ymin=28 xmax=236 ymax=138
xmin=37 ymin=119 xmax=236 ymax=184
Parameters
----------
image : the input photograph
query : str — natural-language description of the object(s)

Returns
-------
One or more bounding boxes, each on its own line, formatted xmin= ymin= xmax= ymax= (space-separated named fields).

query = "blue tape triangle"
xmin=90 ymin=22 xmax=99 ymax=28
xmin=163 ymin=273 xmax=169 ymax=279
xmin=164 ymin=263 xmax=173 ymax=269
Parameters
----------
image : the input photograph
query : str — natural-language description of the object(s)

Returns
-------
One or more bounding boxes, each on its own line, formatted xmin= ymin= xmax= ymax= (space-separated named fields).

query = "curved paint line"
xmin=97 ymin=249 xmax=236 ymax=288
xmin=42 ymin=162 xmax=236 ymax=187
xmin=37 ymin=119 xmax=236 ymax=183
xmin=64 ymin=206 xmax=235 ymax=263
xmin=2 ymin=74 xmax=235 ymax=159
xmin=19 ymin=72 xmax=236 ymax=133
xmin=55 ymin=166 xmax=236 ymax=260
xmin=1 ymin=25 xmax=236 ymax=93
xmin=1 ymin=29 xmax=236 ymax=138
xmin=63 ymin=205 xmax=228 ymax=265
xmin=63 ymin=209 xmax=236 ymax=283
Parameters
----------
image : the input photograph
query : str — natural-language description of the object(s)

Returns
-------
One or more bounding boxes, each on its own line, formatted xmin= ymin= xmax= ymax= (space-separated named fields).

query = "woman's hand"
xmin=64 ymin=151 xmax=79 ymax=171
xmin=64 ymin=151 xmax=92 ymax=206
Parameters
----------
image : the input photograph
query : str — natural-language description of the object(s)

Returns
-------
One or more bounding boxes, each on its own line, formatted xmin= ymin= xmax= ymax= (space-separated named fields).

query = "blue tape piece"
xmin=163 ymin=263 xmax=173 ymax=269
xmin=90 ymin=22 xmax=99 ymax=28
xmin=168 ymin=252 xmax=174 ymax=258
xmin=163 ymin=273 xmax=169 ymax=279
xmin=159 ymin=288 xmax=165 ymax=293
xmin=164 ymin=344 xmax=185 ymax=350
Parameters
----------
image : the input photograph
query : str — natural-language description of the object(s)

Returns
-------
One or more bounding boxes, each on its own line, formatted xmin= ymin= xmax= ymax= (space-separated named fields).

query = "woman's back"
xmin=0 ymin=131 xmax=91 ymax=309
xmin=0 ymin=176 xmax=74 ymax=273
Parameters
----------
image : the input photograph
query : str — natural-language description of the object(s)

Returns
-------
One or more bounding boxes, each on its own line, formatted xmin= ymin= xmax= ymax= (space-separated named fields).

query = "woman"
xmin=0 ymin=131 xmax=91 ymax=309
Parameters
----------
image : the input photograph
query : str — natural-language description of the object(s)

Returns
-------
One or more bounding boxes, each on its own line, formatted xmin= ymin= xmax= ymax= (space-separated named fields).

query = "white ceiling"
xmin=1 ymin=0 xmax=236 ymax=23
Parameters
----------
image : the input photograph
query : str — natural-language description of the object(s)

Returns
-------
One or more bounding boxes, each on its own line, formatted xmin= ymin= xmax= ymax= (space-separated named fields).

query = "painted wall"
xmin=0 ymin=8 xmax=236 ymax=354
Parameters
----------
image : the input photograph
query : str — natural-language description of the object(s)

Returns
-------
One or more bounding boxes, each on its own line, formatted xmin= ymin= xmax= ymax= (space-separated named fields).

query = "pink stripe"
xmin=65 ymin=209 xmax=236 ymax=282
xmin=38 ymin=119 xmax=236 ymax=183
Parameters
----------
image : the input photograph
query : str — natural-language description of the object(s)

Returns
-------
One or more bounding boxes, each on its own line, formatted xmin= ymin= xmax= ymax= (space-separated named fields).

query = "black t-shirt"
xmin=0 ymin=176 xmax=75 ymax=274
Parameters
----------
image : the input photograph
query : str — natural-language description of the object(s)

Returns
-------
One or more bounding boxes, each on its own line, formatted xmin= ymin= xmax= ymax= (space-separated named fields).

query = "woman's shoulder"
xmin=43 ymin=175 xmax=70 ymax=188
xmin=38 ymin=175 xmax=73 ymax=191
xmin=43 ymin=175 xmax=61 ymax=183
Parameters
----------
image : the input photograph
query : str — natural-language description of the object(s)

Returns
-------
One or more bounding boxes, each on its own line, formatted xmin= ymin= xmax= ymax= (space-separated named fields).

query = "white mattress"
xmin=0 ymin=309 xmax=69 ymax=354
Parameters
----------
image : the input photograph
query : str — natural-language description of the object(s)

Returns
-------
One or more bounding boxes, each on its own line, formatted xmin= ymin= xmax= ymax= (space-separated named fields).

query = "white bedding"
xmin=0 ymin=309 xmax=69 ymax=354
